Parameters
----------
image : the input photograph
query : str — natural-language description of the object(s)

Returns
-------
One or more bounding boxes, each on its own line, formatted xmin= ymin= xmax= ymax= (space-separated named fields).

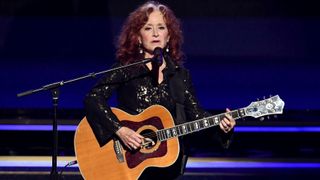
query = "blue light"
xmin=0 ymin=125 xmax=77 ymax=131
xmin=1 ymin=159 xmax=320 ymax=169
xmin=187 ymin=161 xmax=320 ymax=168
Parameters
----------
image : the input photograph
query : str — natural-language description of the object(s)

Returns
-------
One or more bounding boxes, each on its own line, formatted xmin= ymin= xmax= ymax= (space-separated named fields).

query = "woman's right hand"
xmin=116 ymin=127 xmax=144 ymax=150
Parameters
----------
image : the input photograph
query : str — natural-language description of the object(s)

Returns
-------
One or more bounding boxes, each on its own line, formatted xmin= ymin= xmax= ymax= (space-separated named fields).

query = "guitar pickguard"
xmin=121 ymin=116 xmax=167 ymax=169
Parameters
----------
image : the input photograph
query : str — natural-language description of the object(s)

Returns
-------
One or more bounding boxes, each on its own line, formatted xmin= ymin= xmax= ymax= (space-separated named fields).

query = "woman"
xmin=84 ymin=1 xmax=236 ymax=179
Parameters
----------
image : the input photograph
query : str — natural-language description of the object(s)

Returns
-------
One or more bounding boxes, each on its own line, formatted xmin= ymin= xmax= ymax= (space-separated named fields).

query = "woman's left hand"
xmin=219 ymin=108 xmax=236 ymax=133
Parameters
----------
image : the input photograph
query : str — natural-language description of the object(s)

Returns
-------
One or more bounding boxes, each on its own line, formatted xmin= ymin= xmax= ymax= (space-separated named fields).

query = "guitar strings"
xmin=136 ymin=112 xmax=234 ymax=140
xmin=140 ymin=132 xmax=157 ymax=139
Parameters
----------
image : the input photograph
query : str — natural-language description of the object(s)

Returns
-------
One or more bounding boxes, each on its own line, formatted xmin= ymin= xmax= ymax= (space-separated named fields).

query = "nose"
xmin=153 ymin=29 xmax=159 ymax=37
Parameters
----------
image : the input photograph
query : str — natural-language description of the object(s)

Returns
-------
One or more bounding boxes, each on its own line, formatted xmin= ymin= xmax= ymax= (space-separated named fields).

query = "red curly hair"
xmin=116 ymin=1 xmax=184 ymax=65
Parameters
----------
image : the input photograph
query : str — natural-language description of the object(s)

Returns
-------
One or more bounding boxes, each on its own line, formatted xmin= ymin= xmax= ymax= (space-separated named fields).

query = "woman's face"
xmin=139 ymin=10 xmax=170 ymax=58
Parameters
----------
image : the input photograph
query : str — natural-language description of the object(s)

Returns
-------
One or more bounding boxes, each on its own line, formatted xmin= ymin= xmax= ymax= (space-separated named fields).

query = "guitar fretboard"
xmin=156 ymin=108 xmax=246 ymax=142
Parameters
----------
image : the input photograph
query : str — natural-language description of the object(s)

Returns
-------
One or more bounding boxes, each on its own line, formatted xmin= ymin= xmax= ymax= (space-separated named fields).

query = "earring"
xmin=166 ymin=45 xmax=169 ymax=53
xmin=138 ymin=43 xmax=143 ymax=54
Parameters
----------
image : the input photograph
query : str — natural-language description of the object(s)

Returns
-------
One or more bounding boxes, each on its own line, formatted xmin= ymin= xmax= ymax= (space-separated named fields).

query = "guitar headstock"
xmin=244 ymin=95 xmax=285 ymax=118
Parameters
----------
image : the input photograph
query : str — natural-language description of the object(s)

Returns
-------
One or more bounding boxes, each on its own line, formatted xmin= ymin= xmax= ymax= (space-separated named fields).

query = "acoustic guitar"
xmin=74 ymin=95 xmax=284 ymax=180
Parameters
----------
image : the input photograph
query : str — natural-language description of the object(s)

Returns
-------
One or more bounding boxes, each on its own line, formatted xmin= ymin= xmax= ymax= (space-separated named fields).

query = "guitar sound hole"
xmin=140 ymin=129 xmax=157 ymax=149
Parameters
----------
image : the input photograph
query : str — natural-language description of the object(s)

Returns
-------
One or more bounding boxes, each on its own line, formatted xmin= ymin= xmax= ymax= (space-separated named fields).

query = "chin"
xmin=151 ymin=45 xmax=164 ymax=50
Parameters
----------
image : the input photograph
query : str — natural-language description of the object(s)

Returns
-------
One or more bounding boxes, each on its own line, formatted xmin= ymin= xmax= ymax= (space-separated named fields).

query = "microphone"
xmin=151 ymin=47 xmax=163 ymax=86
xmin=152 ymin=47 xmax=163 ymax=66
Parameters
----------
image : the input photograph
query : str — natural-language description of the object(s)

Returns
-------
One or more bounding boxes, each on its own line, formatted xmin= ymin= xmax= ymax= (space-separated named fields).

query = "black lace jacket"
xmin=84 ymin=56 xmax=232 ymax=148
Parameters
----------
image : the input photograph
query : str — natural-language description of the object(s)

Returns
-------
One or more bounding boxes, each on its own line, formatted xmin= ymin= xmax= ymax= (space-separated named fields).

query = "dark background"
xmin=1 ymin=0 xmax=319 ymax=111
xmin=1 ymin=2 xmax=320 ymax=178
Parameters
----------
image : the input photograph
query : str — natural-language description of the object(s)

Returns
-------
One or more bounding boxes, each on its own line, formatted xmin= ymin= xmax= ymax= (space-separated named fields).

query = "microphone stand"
xmin=17 ymin=58 xmax=152 ymax=180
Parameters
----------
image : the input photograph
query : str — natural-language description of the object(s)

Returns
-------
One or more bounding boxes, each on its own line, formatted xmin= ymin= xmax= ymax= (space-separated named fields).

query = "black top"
xmin=84 ymin=55 xmax=227 ymax=145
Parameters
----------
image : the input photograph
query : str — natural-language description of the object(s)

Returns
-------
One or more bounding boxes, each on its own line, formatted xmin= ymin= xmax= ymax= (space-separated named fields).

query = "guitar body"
xmin=74 ymin=95 xmax=285 ymax=179
xmin=74 ymin=105 xmax=180 ymax=180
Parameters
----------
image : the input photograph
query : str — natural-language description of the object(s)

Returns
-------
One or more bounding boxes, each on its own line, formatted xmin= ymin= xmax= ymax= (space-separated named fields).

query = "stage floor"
xmin=1 ymin=156 xmax=320 ymax=179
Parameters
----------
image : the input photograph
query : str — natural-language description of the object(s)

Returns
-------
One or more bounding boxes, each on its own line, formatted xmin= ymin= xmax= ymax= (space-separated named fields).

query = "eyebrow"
xmin=145 ymin=23 xmax=166 ymax=26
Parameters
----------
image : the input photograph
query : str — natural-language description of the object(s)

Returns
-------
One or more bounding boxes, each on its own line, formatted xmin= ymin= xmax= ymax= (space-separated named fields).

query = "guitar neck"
xmin=156 ymin=108 xmax=246 ymax=142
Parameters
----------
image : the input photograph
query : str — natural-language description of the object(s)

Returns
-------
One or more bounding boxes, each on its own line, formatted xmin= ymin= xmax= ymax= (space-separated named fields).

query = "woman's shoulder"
xmin=166 ymin=56 xmax=188 ymax=73
xmin=174 ymin=63 xmax=189 ymax=75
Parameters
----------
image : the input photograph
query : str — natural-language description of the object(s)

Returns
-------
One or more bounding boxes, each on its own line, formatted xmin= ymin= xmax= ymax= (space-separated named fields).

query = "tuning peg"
xmin=274 ymin=115 xmax=278 ymax=118
xmin=269 ymin=94 xmax=273 ymax=97
xmin=263 ymin=96 xmax=266 ymax=99
xmin=257 ymin=98 xmax=260 ymax=101
xmin=259 ymin=117 xmax=265 ymax=121
xmin=267 ymin=116 xmax=270 ymax=119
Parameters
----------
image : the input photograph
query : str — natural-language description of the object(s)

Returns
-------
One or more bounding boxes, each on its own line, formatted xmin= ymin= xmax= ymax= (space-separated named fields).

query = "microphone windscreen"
xmin=153 ymin=47 xmax=163 ymax=66
xmin=153 ymin=47 xmax=163 ymax=56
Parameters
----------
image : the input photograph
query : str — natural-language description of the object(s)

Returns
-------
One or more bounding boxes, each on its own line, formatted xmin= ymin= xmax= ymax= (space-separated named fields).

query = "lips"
xmin=152 ymin=40 xmax=160 ymax=43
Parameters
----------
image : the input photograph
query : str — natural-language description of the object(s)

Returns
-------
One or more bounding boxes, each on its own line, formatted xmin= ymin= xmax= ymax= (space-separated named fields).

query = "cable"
xmin=59 ymin=160 xmax=77 ymax=179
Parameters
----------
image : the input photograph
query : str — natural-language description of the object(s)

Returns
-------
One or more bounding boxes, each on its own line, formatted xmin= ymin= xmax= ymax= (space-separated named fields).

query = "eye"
xmin=159 ymin=26 xmax=166 ymax=30
xmin=144 ymin=27 xmax=152 ymax=31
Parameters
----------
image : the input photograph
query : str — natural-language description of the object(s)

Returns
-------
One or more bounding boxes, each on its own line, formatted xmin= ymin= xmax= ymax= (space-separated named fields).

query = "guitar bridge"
xmin=113 ymin=139 xmax=124 ymax=163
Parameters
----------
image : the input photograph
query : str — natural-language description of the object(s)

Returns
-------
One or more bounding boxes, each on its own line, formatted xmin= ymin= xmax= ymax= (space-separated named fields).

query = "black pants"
xmin=139 ymin=153 xmax=185 ymax=180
